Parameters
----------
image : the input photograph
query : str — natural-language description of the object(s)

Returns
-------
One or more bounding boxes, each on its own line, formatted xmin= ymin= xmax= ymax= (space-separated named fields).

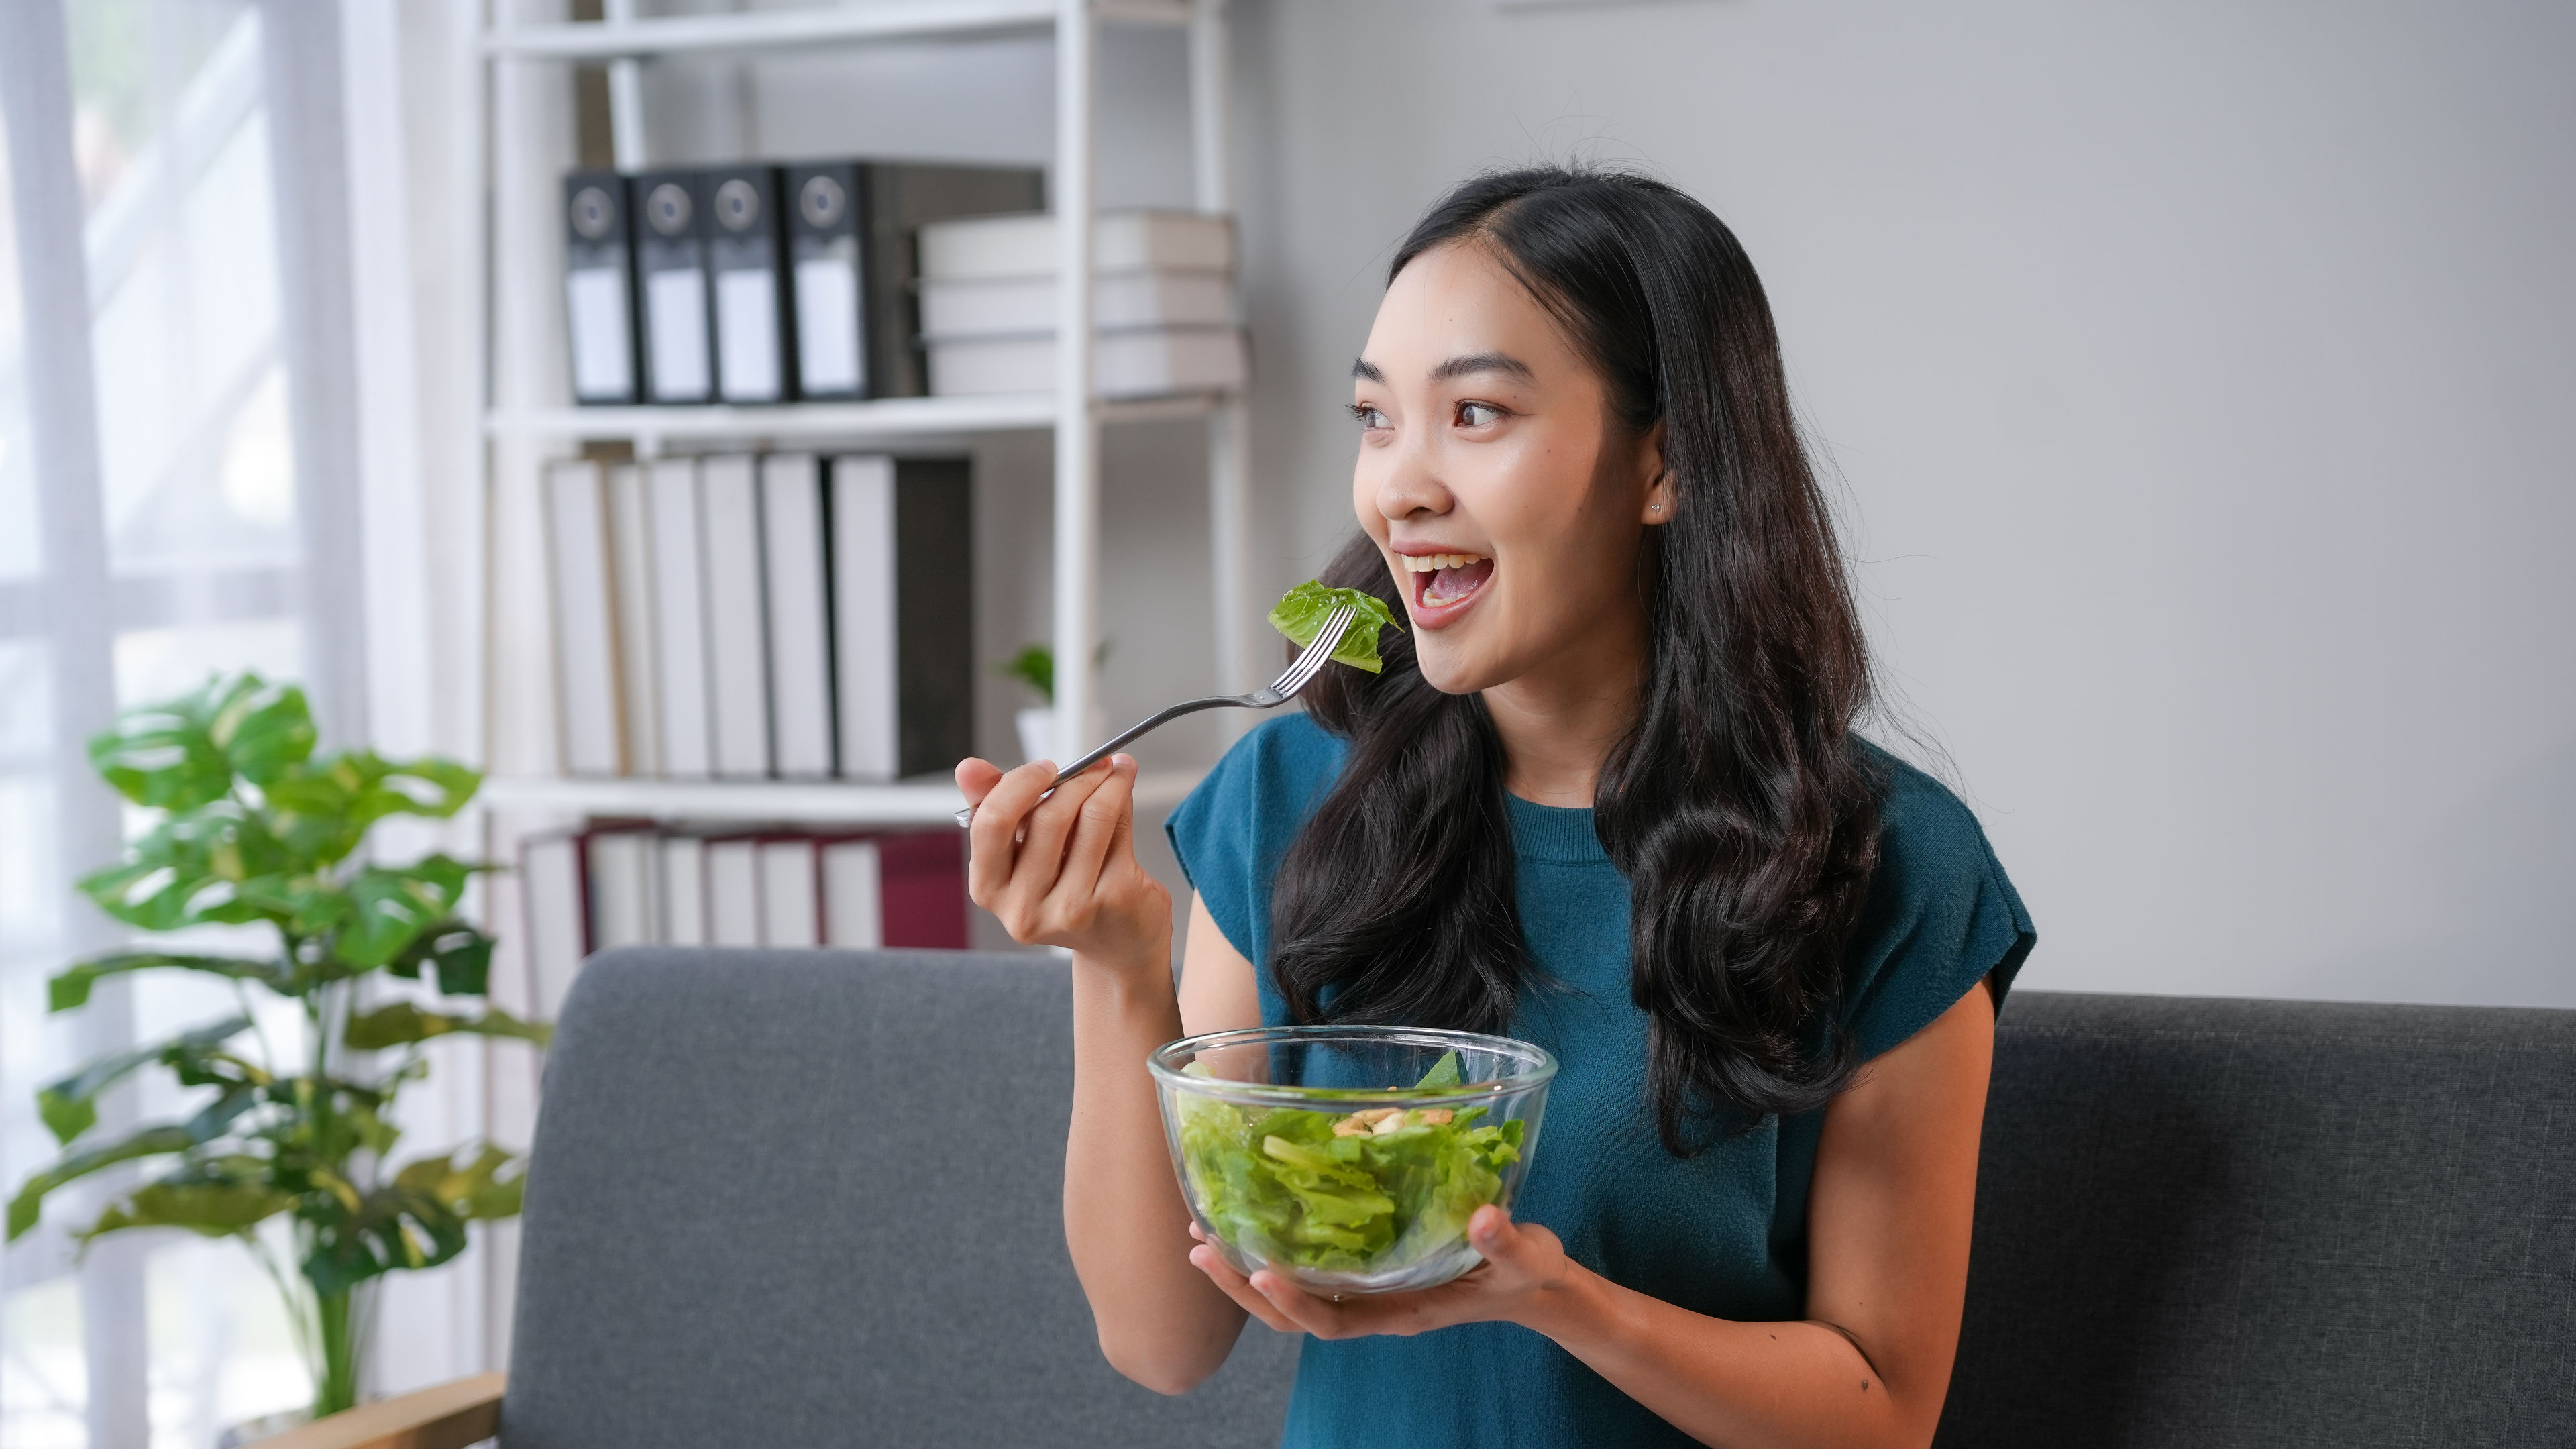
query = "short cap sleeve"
xmin=1163 ymin=713 xmax=1347 ymax=971
xmin=1836 ymin=751 xmax=2037 ymax=1061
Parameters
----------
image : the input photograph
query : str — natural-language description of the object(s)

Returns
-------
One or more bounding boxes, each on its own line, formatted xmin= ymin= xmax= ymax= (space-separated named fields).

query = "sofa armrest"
xmin=257 ymin=1373 xmax=505 ymax=1449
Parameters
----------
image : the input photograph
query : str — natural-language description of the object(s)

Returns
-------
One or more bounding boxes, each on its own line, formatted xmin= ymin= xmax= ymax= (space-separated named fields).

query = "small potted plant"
xmin=995 ymin=641 xmax=1110 ymax=765
xmin=5 ymin=674 xmax=543 ymax=1428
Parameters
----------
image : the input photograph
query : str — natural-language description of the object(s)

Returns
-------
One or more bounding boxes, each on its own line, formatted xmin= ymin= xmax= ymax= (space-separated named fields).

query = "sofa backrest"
xmin=1938 ymin=990 xmax=2576 ymax=1446
xmin=502 ymin=947 xmax=1298 ymax=1449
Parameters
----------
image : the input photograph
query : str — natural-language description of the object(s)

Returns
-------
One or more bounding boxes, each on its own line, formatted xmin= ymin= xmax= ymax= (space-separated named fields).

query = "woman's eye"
xmin=1351 ymin=404 xmax=1389 ymax=429
xmin=1457 ymin=402 xmax=1503 ymax=427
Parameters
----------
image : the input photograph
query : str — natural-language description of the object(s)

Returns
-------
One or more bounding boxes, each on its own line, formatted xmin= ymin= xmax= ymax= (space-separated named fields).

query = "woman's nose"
xmin=1372 ymin=427 xmax=1452 ymax=523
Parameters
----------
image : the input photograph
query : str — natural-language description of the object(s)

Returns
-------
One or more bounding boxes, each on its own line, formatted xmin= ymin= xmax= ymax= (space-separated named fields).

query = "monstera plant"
xmin=4 ymin=673 xmax=546 ymax=1420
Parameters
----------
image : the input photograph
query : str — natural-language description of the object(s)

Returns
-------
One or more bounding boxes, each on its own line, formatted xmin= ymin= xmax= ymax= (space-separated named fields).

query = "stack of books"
xmin=916 ymin=209 xmax=1248 ymax=399
xmin=521 ymin=824 xmax=967 ymax=1002
xmin=543 ymin=453 xmax=972 ymax=782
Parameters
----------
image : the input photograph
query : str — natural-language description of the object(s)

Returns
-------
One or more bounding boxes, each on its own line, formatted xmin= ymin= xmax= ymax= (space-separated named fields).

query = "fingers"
xmin=998 ymin=758 xmax=1111 ymax=906
xmin=1244 ymin=1269 xmax=1362 ymax=1337
xmin=1187 ymin=1240 xmax=1301 ymax=1334
xmin=965 ymin=759 xmax=1056 ymax=908
xmin=1046 ymin=756 xmax=1136 ymax=923
xmin=954 ymin=756 xmax=1004 ymax=803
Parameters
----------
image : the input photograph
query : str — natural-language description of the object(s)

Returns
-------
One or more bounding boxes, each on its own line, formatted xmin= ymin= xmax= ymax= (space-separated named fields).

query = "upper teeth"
xmin=1403 ymin=553 xmax=1487 ymax=572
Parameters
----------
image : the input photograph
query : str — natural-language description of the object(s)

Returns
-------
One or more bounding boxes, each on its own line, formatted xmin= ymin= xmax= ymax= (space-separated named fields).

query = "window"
xmin=2 ymin=2 xmax=341 ymax=1441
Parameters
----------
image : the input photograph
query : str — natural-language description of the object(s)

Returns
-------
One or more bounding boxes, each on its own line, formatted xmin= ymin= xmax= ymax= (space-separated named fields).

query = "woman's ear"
xmin=1639 ymin=421 xmax=1674 ymax=524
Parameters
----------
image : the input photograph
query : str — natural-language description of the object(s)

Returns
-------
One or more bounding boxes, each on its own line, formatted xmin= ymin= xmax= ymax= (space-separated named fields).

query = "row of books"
xmin=561 ymin=158 xmax=1247 ymax=406
xmin=521 ymin=825 xmax=968 ymax=992
xmin=543 ymin=453 xmax=969 ymax=781
xmin=563 ymin=158 xmax=1041 ymax=405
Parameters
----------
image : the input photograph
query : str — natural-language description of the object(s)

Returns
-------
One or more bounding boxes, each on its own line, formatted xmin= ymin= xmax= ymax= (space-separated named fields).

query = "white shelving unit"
xmin=480 ymin=769 xmax=1203 ymax=823
xmin=471 ymin=0 xmax=1254 ymax=824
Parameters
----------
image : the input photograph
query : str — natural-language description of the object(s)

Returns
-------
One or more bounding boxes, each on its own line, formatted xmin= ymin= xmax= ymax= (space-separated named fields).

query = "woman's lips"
xmin=1402 ymin=553 xmax=1494 ymax=626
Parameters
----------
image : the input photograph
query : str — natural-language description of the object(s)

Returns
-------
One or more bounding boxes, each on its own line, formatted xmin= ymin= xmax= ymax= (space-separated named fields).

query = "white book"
xmin=519 ymin=833 xmax=587 ymax=1021
xmin=829 ymin=455 xmax=899 ymax=780
xmin=820 ymin=838 xmax=883 ymax=949
xmin=705 ymin=837 xmax=762 ymax=946
xmin=660 ymin=834 xmax=708 ymax=945
xmin=759 ymin=454 xmax=836 ymax=778
xmin=645 ymin=458 xmax=714 ymax=778
xmin=758 ymin=837 xmax=821 ymax=947
xmin=917 ymin=209 xmax=1236 ymax=280
xmin=926 ymin=326 xmax=1248 ymax=400
xmin=584 ymin=827 xmax=661 ymax=949
xmin=543 ymin=460 xmax=624 ymax=775
xmin=917 ymin=270 xmax=1234 ymax=340
xmin=604 ymin=466 xmax=662 ymax=777
xmin=699 ymin=455 xmax=773 ymax=778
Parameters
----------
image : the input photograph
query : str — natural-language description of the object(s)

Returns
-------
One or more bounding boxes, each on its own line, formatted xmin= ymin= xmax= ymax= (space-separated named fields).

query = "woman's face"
xmin=1351 ymin=239 xmax=1669 ymax=697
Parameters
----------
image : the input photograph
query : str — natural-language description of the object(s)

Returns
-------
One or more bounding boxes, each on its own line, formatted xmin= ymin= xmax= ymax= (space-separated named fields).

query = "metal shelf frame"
xmin=473 ymin=0 xmax=1254 ymax=824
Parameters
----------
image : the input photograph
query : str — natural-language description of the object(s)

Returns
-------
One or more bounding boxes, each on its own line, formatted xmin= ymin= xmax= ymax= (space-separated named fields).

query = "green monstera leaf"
xmin=36 ymin=1016 xmax=252 ymax=1145
xmin=87 ymin=674 xmax=315 ymax=811
xmin=345 ymin=1002 xmax=551 ymax=1052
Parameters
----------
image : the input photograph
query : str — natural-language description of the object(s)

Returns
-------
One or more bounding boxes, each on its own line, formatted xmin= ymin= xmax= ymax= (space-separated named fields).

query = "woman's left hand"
xmin=1187 ymin=1206 xmax=1580 ymax=1339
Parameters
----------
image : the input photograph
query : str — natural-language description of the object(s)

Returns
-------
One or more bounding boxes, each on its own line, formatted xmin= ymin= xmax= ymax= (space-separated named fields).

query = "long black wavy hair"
xmin=1270 ymin=166 xmax=1885 ymax=1155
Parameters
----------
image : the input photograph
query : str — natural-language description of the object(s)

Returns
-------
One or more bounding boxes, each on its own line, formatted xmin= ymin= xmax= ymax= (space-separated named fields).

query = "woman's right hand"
xmin=957 ymin=753 xmax=1172 ymax=972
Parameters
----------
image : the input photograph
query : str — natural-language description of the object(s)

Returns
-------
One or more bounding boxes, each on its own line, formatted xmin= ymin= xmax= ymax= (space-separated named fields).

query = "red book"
xmin=875 ymin=830 xmax=967 ymax=949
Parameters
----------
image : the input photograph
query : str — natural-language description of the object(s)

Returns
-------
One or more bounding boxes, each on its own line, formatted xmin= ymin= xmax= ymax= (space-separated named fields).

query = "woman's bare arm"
xmin=959 ymin=755 xmax=1265 ymax=1394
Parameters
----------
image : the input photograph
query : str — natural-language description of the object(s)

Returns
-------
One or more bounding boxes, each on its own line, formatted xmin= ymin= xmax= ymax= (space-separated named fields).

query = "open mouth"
xmin=1401 ymin=551 xmax=1495 ymax=618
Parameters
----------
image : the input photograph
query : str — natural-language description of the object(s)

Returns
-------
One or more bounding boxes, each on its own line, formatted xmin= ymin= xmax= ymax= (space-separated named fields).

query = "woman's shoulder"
xmin=1863 ymin=743 xmax=2005 ymax=885
xmin=1179 ymin=711 xmax=1348 ymax=823
xmin=1163 ymin=712 xmax=1348 ymax=964
xmin=1839 ymin=740 xmax=2037 ymax=1058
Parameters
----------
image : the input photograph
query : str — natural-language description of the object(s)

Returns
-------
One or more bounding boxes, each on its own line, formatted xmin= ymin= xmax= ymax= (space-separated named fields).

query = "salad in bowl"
xmin=1148 ymin=1025 xmax=1556 ymax=1295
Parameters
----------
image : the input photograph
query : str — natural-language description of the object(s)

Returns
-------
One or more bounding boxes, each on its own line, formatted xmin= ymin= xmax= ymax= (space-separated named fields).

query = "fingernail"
xmin=1112 ymin=753 xmax=1135 ymax=770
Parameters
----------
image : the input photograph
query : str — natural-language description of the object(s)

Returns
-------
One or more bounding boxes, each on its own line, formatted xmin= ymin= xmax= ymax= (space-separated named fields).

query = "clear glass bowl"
xmin=1148 ymin=1025 xmax=1556 ymax=1295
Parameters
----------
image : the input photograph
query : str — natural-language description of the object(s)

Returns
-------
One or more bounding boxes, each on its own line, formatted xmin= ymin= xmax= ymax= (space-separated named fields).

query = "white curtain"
xmin=0 ymin=0 xmax=435 ymax=1442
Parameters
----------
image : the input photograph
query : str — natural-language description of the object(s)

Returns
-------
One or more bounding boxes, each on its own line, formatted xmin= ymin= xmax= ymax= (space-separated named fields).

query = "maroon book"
xmin=876 ymin=830 xmax=967 ymax=949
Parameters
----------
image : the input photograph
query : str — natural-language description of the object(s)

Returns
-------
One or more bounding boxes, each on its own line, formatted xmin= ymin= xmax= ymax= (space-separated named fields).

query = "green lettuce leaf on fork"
xmin=1268 ymin=580 xmax=1402 ymax=674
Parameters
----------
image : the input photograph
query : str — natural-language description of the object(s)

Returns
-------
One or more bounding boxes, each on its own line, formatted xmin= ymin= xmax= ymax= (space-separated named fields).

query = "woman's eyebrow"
xmin=1349 ymin=352 xmax=1538 ymax=384
xmin=1430 ymin=351 xmax=1536 ymax=384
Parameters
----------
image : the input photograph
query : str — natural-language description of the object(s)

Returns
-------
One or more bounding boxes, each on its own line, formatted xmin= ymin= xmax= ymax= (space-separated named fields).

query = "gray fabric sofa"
xmin=1937 ymin=991 xmax=2575 ymax=1447
xmin=476 ymin=948 xmax=2571 ymax=1448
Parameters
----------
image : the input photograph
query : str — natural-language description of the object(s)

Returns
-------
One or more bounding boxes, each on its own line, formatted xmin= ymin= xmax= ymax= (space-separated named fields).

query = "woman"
xmin=956 ymin=166 xmax=2034 ymax=1449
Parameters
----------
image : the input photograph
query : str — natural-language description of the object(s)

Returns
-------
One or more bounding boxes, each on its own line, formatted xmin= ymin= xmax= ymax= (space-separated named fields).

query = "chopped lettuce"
xmin=1268 ymin=581 xmax=1401 ymax=674
xmin=1173 ymin=1051 xmax=1523 ymax=1275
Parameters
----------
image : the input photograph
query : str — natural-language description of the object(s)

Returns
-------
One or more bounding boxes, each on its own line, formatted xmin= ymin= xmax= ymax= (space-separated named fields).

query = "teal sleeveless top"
xmin=1164 ymin=712 xmax=2035 ymax=1448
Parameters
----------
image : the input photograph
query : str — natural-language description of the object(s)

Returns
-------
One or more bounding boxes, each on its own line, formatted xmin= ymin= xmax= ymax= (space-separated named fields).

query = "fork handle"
xmin=951 ymin=693 xmax=1253 ymax=828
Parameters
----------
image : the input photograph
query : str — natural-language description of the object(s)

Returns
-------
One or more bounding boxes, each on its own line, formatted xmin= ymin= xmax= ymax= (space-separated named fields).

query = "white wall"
xmin=1227 ymin=0 xmax=2576 ymax=1008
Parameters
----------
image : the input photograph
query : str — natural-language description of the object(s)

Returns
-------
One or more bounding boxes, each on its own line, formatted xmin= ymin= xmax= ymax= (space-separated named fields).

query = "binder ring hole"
xmin=647 ymin=182 xmax=694 ymax=235
xmin=800 ymin=175 xmax=845 ymax=229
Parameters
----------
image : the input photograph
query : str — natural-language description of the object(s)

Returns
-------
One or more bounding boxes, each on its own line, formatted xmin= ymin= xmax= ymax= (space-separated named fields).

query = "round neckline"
xmin=1503 ymin=792 xmax=1611 ymax=864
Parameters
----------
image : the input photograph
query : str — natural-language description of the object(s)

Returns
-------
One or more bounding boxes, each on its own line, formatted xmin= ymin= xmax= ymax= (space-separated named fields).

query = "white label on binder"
xmin=566 ymin=268 xmax=632 ymax=398
xmin=715 ymin=270 xmax=782 ymax=401
xmin=794 ymin=256 xmax=863 ymax=394
xmin=646 ymin=269 xmax=711 ymax=399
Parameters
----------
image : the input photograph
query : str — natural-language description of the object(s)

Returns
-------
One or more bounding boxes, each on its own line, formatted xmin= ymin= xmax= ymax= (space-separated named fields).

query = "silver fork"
xmin=953 ymin=604 xmax=1360 ymax=828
